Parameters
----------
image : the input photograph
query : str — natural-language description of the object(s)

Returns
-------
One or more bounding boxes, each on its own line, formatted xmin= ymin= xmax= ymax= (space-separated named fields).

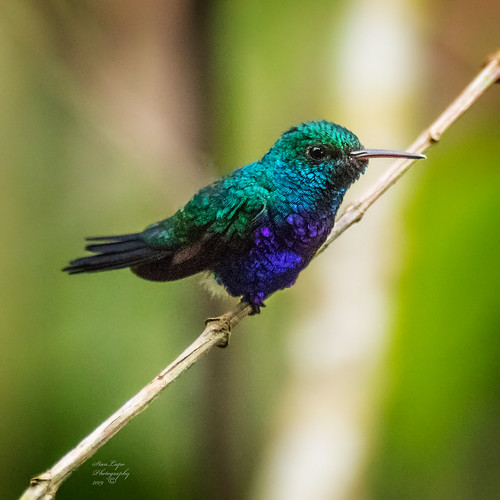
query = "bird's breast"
xmin=266 ymin=204 xmax=334 ymax=257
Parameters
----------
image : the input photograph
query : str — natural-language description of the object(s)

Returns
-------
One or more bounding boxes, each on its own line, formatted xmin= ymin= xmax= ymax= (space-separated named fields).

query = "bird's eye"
xmin=307 ymin=146 xmax=328 ymax=162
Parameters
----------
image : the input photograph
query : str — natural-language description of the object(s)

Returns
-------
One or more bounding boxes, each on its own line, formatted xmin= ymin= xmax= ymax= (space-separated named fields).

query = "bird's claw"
xmin=248 ymin=303 xmax=261 ymax=315
xmin=242 ymin=296 xmax=265 ymax=315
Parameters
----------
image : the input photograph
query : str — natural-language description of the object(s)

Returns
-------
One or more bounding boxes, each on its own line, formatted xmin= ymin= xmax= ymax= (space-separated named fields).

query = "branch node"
xmin=29 ymin=473 xmax=52 ymax=487
xmin=485 ymin=50 xmax=500 ymax=82
xmin=216 ymin=333 xmax=231 ymax=348
xmin=428 ymin=129 xmax=441 ymax=143
xmin=347 ymin=201 xmax=365 ymax=222
xmin=205 ymin=316 xmax=232 ymax=348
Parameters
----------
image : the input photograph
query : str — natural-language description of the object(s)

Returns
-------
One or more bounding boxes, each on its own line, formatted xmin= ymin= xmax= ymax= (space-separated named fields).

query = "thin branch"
xmin=20 ymin=303 xmax=251 ymax=500
xmin=20 ymin=49 xmax=500 ymax=500
xmin=317 ymin=49 xmax=500 ymax=254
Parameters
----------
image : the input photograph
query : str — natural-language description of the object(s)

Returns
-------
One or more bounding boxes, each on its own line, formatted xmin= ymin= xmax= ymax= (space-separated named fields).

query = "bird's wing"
xmin=131 ymin=182 xmax=268 ymax=282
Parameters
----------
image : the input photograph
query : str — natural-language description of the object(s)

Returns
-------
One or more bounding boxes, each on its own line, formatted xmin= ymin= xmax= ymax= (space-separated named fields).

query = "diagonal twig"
xmin=317 ymin=49 xmax=500 ymax=253
xmin=20 ymin=49 xmax=500 ymax=500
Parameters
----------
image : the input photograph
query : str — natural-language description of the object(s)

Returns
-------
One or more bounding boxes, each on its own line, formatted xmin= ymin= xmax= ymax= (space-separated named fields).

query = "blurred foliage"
xmin=1 ymin=1 xmax=499 ymax=500
xmin=370 ymin=117 xmax=500 ymax=499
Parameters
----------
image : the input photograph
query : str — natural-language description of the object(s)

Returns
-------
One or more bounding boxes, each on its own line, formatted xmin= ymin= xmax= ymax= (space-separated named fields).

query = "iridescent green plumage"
xmin=64 ymin=120 xmax=424 ymax=313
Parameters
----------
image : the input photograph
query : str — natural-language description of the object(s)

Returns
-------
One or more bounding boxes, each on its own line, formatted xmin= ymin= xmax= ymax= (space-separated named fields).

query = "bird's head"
xmin=265 ymin=120 xmax=425 ymax=191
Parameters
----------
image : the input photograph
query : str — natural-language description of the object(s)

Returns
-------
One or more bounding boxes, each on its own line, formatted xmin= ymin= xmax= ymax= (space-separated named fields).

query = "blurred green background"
xmin=2 ymin=1 xmax=499 ymax=499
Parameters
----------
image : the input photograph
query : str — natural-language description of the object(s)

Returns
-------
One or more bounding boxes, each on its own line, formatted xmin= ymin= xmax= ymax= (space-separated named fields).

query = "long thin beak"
xmin=351 ymin=149 xmax=426 ymax=160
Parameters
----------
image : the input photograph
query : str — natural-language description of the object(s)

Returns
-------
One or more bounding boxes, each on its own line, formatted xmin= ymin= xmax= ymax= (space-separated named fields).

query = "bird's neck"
xmin=270 ymin=163 xmax=346 ymax=217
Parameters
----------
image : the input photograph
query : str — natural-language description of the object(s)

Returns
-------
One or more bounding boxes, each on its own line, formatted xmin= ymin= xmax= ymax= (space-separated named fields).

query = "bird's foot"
xmin=249 ymin=303 xmax=262 ymax=315
xmin=205 ymin=316 xmax=231 ymax=348
xmin=242 ymin=295 xmax=266 ymax=316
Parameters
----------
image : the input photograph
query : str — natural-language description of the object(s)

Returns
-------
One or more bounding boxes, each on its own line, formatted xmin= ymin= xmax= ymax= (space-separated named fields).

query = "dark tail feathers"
xmin=63 ymin=233 xmax=167 ymax=274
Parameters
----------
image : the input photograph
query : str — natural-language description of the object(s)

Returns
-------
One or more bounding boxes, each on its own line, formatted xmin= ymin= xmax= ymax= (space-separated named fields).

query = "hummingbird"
xmin=64 ymin=120 xmax=424 ymax=314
